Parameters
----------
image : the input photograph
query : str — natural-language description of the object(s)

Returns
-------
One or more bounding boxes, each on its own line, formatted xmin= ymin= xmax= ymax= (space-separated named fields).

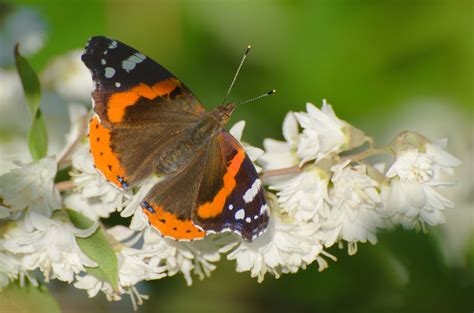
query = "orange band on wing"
xmin=89 ymin=116 xmax=126 ymax=187
xmin=107 ymin=78 xmax=179 ymax=123
xmin=143 ymin=202 xmax=205 ymax=240
xmin=197 ymin=148 xmax=246 ymax=219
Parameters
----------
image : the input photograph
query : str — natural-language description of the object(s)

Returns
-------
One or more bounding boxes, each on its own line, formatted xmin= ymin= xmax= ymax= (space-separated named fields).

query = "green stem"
xmin=340 ymin=146 xmax=392 ymax=163
xmin=260 ymin=165 xmax=302 ymax=180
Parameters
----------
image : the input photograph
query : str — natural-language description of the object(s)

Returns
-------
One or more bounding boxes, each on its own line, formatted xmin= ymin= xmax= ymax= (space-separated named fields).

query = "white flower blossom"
xmin=56 ymin=104 xmax=88 ymax=163
xmin=120 ymin=176 xmax=162 ymax=231
xmin=73 ymin=225 xmax=157 ymax=307
xmin=2 ymin=212 xmax=98 ymax=283
xmin=229 ymin=121 xmax=264 ymax=172
xmin=294 ymin=100 xmax=348 ymax=165
xmin=41 ymin=50 xmax=93 ymax=102
xmin=142 ymin=229 xmax=221 ymax=286
xmin=384 ymin=139 xmax=461 ymax=229
xmin=0 ymin=157 xmax=60 ymax=217
xmin=222 ymin=196 xmax=334 ymax=282
xmin=74 ymin=225 xmax=221 ymax=309
xmin=73 ymin=274 xmax=118 ymax=301
xmin=259 ymin=112 xmax=300 ymax=171
xmin=323 ymin=161 xmax=383 ymax=254
xmin=271 ymin=167 xmax=331 ymax=223
xmin=65 ymin=143 xmax=131 ymax=220
xmin=0 ymin=251 xmax=21 ymax=289
xmin=0 ymin=8 xmax=47 ymax=66
xmin=0 ymin=234 xmax=39 ymax=289
xmin=0 ymin=206 xmax=11 ymax=219
xmin=117 ymin=246 xmax=167 ymax=287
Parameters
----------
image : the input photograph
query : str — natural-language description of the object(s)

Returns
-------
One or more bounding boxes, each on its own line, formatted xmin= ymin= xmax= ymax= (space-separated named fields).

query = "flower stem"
xmin=260 ymin=144 xmax=391 ymax=180
xmin=340 ymin=146 xmax=391 ymax=163
xmin=57 ymin=115 xmax=88 ymax=169
xmin=260 ymin=165 xmax=302 ymax=180
xmin=55 ymin=180 xmax=75 ymax=192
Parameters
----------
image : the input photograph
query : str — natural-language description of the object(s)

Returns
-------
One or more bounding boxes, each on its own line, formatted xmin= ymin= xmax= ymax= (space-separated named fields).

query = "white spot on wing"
xmin=122 ymin=60 xmax=135 ymax=71
xmin=115 ymin=82 xmax=121 ymax=88
xmin=101 ymin=59 xmax=106 ymax=65
xmin=228 ymin=204 xmax=233 ymax=211
xmin=104 ymin=67 xmax=115 ymax=78
xmin=122 ymin=52 xmax=146 ymax=72
xmin=129 ymin=53 xmax=146 ymax=63
xmin=245 ymin=217 xmax=251 ymax=223
xmin=243 ymin=179 xmax=262 ymax=203
xmin=260 ymin=204 xmax=269 ymax=215
xmin=109 ymin=41 xmax=118 ymax=49
xmin=235 ymin=209 xmax=245 ymax=220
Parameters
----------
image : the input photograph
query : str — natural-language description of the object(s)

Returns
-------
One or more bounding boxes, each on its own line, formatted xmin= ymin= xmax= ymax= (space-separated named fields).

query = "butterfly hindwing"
xmin=141 ymin=144 xmax=211 ymax=241
xmin=193 ymin=131 xmax=269 ymax=241
xmin=141 ymin=131 xmax=268 ymax=242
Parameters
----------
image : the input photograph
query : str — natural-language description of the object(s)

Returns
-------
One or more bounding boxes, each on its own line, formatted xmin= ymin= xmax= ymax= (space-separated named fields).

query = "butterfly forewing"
xmin=82 ymin=36 xmax=204 ymax=127
xmin=83 ymin=36 xmax=204 ymax=188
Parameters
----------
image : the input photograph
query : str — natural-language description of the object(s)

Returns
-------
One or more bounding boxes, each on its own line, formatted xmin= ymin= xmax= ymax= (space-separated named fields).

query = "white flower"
xmin=0 ymin=251 xmax=21 ymax=289
xmin=384 ymin=140 xmax=461 ymax=229
xmin=117 ymin=246 xmax=167 ymax=287
xmin=323 ymin=161 xmax=383 ymax=254
xmin=65 ymin=144 xmax=131 ymax=220
xmin=41 ymin=50 xmax=93 ymax=102
xmin=0 ymin=8 xmax=47 ymax=66
xmin=75 ymin=225 xmax=221 ymax=307
xmin=271 ymin=167 xmax=331 ymax=223
xmin=0 ymin=236 xmax=38 ymax=289
xmin=120 ymin=176 xmax=161 ymax=231
xmin=73 ymin=274 xmax=118 ymax=301
xmin=223 ymin=196 xmax=334 ymax=282
xmin=142 ymin=229 xmax=221 ymax=286
xmin=0 ymin=157 xmax=60 ymax=217
xmin=56 ymin=104 xmax=88 ymax=163
xmin=0 ymin=206 xmax=11 ymax=219
xmin=259 ymin=112 xmax=300 ymax=171
xmin=229 ymin=121 xmax=264 ymax=172
xmin=0 ymin=70 xmax=28 ymax=131
xmin=294 ymin=100 xmax=348 ymax=164
xmin=74 ymin=271 xmax=147 ymax=310
xmin=73 ymin=225 xmax=162 ymax=309
xmin=2 ymin=212 xmax=98 ymax=283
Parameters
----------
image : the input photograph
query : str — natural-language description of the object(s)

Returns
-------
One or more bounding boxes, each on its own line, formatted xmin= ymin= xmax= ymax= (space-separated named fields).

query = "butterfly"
xmin=81 ymin=36 xmax=269 ymax=241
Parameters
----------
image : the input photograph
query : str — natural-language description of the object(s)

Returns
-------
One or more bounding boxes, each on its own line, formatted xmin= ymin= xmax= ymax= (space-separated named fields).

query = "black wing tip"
xmin=85 ymin=35 xmax=113 ymax=47
xmin=81 ymin=35 xmax=116 ymax=64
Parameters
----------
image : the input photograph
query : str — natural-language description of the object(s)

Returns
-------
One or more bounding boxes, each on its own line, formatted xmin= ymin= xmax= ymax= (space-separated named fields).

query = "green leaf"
xmin=28 ymin=110 xmax=48 ymax=161
xmin=65 ymin=209 xmax=119 ymax=291
xmin=14 ymin=44 xmax=48 ymax=161
xmin=14 ymin=44 xmax=41 ymax=114
xmin=0 ymin=281 xmax=61 ymax=313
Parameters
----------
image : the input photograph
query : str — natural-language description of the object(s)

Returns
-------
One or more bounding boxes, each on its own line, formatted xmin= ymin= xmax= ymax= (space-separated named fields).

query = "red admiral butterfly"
xmin=81 ymin=36 xmax=269 ymax=241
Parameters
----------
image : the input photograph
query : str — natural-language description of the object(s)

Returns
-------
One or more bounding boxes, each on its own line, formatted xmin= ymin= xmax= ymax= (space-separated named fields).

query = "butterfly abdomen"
xmin=155 ymin=126 xmax=213 ymax=174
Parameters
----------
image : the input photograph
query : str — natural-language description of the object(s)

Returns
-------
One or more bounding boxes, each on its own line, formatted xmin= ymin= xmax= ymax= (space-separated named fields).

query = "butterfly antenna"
xmin=222 ymin=45 xmax=251 ymax=105
xmin=237 ymin=89 xmax=276 ymax=106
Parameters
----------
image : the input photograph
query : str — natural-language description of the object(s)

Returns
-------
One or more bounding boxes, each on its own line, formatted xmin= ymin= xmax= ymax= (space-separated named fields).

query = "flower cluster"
xmin=0 ymin=42 xmax=461 ymax=310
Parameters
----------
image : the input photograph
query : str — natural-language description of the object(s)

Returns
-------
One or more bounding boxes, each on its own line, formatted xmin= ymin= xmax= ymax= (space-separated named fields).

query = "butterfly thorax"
xmin=210 ymin=103 xmax=236 ymax=126
xmin=155 ymin=103 xmax=236 ymax=174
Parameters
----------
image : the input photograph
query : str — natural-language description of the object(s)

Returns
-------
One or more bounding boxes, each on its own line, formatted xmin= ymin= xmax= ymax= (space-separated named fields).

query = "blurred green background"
xmin=1 ymin=0 xmax=473 ymax=312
